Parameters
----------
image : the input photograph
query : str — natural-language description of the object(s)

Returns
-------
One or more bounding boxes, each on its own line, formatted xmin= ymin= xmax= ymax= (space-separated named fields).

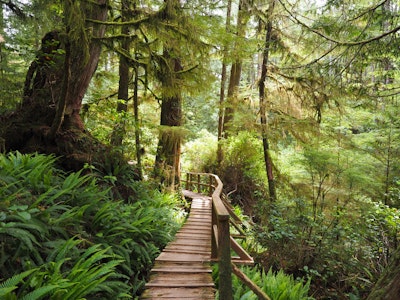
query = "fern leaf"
xmin=19 ymin=285 xmax=59 ymax=300
xmin=0 ymin=269 xmax=37 ymax=296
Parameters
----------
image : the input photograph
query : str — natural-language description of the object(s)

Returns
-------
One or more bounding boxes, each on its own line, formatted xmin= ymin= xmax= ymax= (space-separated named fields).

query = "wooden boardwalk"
xmin=140 ymin=191 xmax=215 ymax=299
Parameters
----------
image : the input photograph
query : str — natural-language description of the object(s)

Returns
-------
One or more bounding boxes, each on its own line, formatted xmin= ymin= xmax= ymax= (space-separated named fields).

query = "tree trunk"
xmin=133 ymin=56 xmax=143 ymax=180
xmin=222 ymin=0 xmax=248 ymax=136
xmin=258 ymin=0 xmax=277 ymax=202
xmin=1 ymin=0 xmax=109 ymax=171
xmin=154 ymin=0 xmax=183 ymax=188
xmin=367 ymin=246 xmax=400 ymax=300
xmin=111 ymin=0 xmax=130 ymax=147
xmin=217 ymin=0 xmax=232 ymax=168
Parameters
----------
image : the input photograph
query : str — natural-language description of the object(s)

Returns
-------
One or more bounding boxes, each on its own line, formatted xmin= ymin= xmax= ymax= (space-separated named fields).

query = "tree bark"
xmin=154 ymin=0 xmax=183 ymax=188
xmin=258 ymin=0 xmax=277 ymax=202
xmin=222 ymin=0 xmax=248 ymax=136
xmin=111 ymin=0 xmax=131 ymax=147
xmin=1 ymin=0 xmax=109 ymax=171
xmin=367 ymin=246 xmax=400 ymax=300
xmin=133 ymin=56 xmax=143 ymax=180
xmin=217 ymin=0 xmax=232 ymax=168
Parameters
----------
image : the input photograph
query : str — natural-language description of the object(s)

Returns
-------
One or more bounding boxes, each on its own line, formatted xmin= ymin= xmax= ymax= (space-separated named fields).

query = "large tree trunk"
xmin=367 ymin=246 xmax=400 ymax=300
xmin=111 ymin=0 xmax=130 ymax=147
xmin=154 ymin=0 xmax=183 ymax=188
xmin=1 ymin=0 xmax=109 ymax=170
xmin=154 ymin=52 xmax=183 ymax=188
xmin=222 ymin=0 xmax=249 ymax=136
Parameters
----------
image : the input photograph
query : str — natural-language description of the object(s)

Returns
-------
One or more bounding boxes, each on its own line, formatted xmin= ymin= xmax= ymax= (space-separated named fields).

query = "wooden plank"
xmin=152 ymin=261 xmax=211 ymax=270
xmin=173 ymin=237 xmax=210 ymax=244
xmin=173 ymin=235 xmax=210 ymax=241
xmin=147 ymin=273 xmax=213 ymax=286
xmin=146 ymin=283 xmax=215 ymax=288
xmin=151 ymin=267 xmax=212 ymax=273
xmin=141 ymin=287 xmax=215 ymax=299
xmin=156 ymin=252 xmax=211 ymax=262
xmin=165 ymin=245 xmax=211 ymax=252
xmin=164 ymin=249 xmax=210 ymax=255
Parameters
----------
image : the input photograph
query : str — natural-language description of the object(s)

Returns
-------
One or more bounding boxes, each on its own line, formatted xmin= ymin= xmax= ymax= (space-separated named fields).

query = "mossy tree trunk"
xmin=258 ymin=0 xmax=277 ymax=202
xmin=222 ymin=0 xmax=249 ymax=136
xmin=111 ymin=0 xmax=130 ymax=147
xmin=154 ymin=0 xmax=183 ymax=188
xmin=367 ymin=246 xmax=400 ymax=300
xmin=154 ymin=49 xmax=183 ymax=188
xmin=0 ymin=0 xmax=109 ymax=170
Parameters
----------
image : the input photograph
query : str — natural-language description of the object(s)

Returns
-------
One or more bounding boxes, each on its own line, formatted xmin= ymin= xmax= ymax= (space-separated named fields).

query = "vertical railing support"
xmin=197 ymin=174 xmax=201 ymax=192
xmin=218 ymin=215 xmax=233 ymax=300
xmin=211 ymin=174 xmax=233 ymax=300
xmin=186 ymin=172 xmax=190 ymax=190
xmin=209 ymin=175 xmax=213 ymax=196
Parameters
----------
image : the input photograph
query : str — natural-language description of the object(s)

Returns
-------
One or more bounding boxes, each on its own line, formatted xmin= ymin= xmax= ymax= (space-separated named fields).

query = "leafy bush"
xmin=0 ymin=152 xmax=182 ymax=299
xmin=254 ymin=197 xmax=400 ymax=299
xmin=181 ymin=129 xmax=218 ymax=172
xmin=219 ymin=131 xmax=269 ymax=215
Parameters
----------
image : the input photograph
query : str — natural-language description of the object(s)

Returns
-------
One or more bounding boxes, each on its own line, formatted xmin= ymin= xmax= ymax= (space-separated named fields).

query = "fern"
xmin=0 ymin=152 xmax=182 ymax=298
xmin=61 ymin=246 xmax=124 ymax=299
xmin=229 ymin=266 xmax=314 ymax=300
xmin=19 ymin=285 xmax=59 ymax=300
xmin=0 ymin=269 xmax=37 ymax=297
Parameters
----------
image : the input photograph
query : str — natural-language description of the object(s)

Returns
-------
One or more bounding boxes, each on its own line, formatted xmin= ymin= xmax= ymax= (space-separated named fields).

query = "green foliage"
xmin=218 ymin=131 xmax=268 ymax=214
xmin=214 ymin=265 xmax=313 ymax=300
xmin=254 ymin=195 xmax=400 ymax=298
xmin=0 ymin=152 xmax=182 ymax=298
xmin=182 ymin=129 xmax=218 ymax=172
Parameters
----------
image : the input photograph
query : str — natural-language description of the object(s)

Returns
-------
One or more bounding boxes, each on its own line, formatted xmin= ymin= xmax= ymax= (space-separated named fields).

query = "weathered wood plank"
xmin=156 ymin=252 xmax=211 ymax=262
xmin=147 ymin=273 xmax=214 ymax=286
xmin=141 ymin=287 xmax=215 ymax=299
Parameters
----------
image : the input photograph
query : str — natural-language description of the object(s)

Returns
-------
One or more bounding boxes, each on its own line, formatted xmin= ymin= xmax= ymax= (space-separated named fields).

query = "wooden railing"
xmin=182 ymin=172 xmax=270 ymax=300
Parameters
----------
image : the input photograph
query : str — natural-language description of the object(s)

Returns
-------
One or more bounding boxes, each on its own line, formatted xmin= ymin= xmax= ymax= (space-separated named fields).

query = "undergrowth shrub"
xmin=220 ymin=131 xmax=268 ymax=216
xmin=0 ymin=152 xmax=182 ymax=299
xmin=181 ymin=129 xmax=218 ymax=172
xmin=213 ymin=264 xmax=313 ymax=300
xmin=254 ymin=198 xmax=400 ymax=299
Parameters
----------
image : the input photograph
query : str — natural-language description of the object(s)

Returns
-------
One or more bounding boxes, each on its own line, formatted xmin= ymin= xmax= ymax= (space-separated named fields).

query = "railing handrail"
xmin=183 ymin=172 xmax=232 ymax=299
xmin=182 ymin=172 xmax=270 ymax=300
xmin=210 ymin=174 xmax=230 ymax=220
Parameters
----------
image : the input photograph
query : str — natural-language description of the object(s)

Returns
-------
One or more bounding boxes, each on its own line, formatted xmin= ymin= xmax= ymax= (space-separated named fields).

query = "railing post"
xmin=209 ymin=175 xmax=213 ymax=196
xmin=211 ymin=204 xmax=218 ymax=260
xmin=190 ymin=173 xmax=194 ymax=191
xmin=197 ymin=174 xmax=201 ymax=192
xmin=186 ymin=172 xmax=190 ymax=190
xmin=218 ymin=216 xmax=233 ymax=300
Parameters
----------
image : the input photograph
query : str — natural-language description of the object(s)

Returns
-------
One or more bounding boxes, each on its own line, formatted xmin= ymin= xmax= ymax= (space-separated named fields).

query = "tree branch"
xmin=278 ymin=0 xmax=400 ymax=46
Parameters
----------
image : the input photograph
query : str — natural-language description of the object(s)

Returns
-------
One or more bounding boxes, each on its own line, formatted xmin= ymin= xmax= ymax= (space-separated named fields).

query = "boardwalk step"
xmin=146 ymin=273 xmax=214 ymax=287
xmin=146 ymin=283 xmax=215 ymax=288
xmin=151 ymin=268 xmax=212 ymax=273
xmin=156 ymin=253 xmax=211 ymax=262
xmin=140 ymin=287 xmax=215 ymax=299
xmin=163 ymin=249 xmax=210 ymax=255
